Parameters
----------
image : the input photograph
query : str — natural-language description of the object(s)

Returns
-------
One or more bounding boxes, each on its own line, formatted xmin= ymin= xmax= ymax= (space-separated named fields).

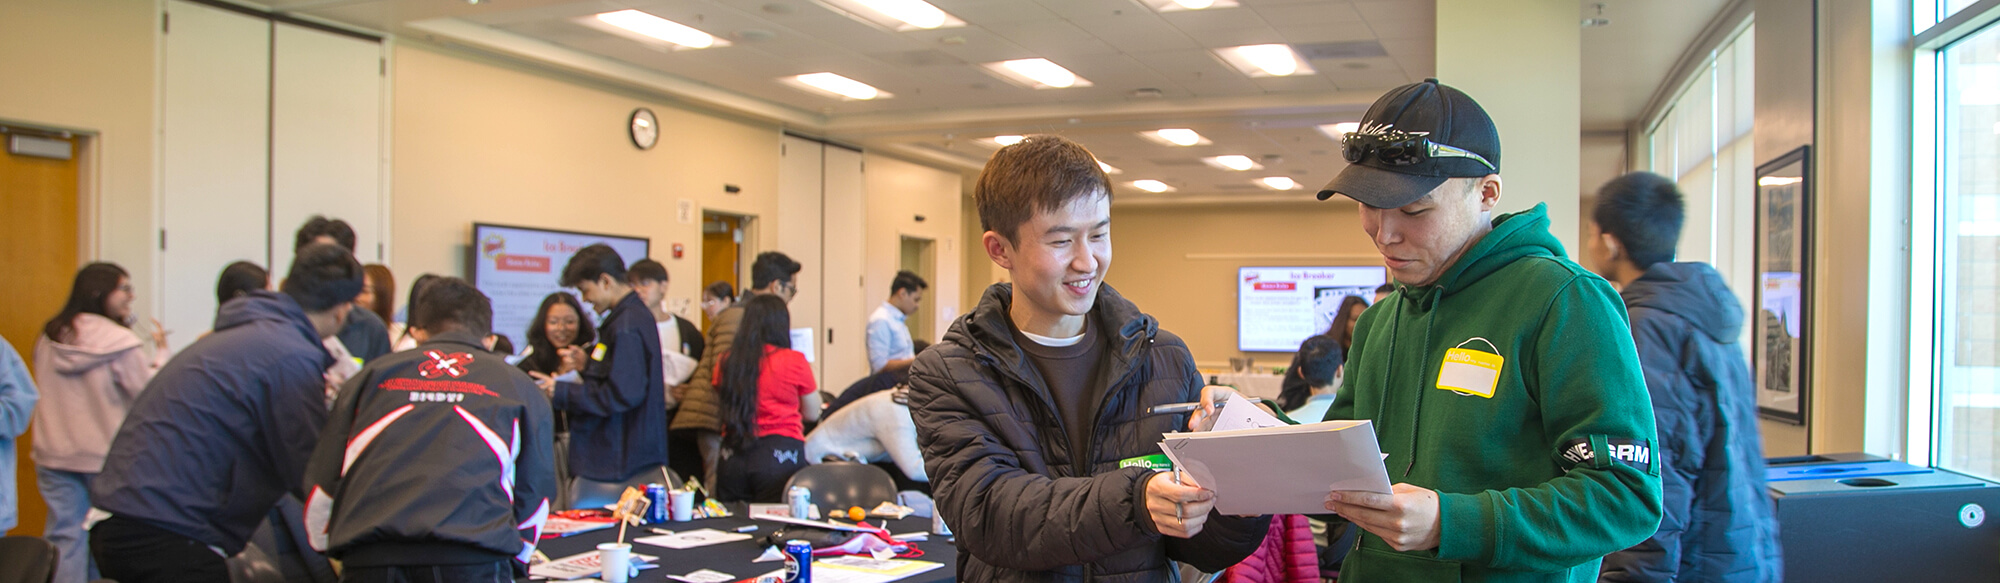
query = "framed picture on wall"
xmin=1754 ymin=145 xmax=1812 ymax=425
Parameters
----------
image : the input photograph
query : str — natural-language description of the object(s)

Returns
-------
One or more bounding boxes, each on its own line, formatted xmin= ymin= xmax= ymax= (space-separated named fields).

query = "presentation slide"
xmin=471 ymin=223 xmax=650 ymax=353
xmin=1238 ymin=266 xmax=1388 ymax=352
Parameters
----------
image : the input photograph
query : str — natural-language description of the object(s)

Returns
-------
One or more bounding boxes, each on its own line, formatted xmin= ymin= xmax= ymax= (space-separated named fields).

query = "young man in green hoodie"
xmin=1216 ymin=79 xmax=1664 ymax=582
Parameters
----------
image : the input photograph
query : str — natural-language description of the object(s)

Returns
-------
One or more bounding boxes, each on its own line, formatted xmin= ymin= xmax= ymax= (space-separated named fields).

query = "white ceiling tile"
xmin=1362 ymin=17 xmax=1429 ymax=40
xmin=1251 ymin=74 xmax=1336 ymax=93
xmin=1329 ymin=68 xmax=1411 ymax=91
xmin=935 ymin=1 xmax=1061 ymax=25
xmin=1351 ymin=0 xmax=1432 ymax=22
xmin=918 ymin=26 xmax=1041 ymax=63
xmin=1159 ymin=6 xmax=1273 ymax=32
xmin=1250 ymin=2 xmax=1363 ymax=25
xmin=1032 ymin=0 xmax=1143 ymax=21
xmin=1273 ymin=21 xmax=1376 ymax=44
xmin=981 ymin=19 xmax=1120 ymax=57
xmin=1177 ymin=26 xmax=1288 ymax=47
xmin=1066 ymin=11 xmax=1202 ymax=53
xmin=1127 ymin=48 xmax=1237 ymax=80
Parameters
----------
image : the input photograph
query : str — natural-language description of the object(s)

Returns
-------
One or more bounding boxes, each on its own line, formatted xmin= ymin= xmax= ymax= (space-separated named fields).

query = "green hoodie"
xmin=1327 ymin=203 xmax=1663 ymax=583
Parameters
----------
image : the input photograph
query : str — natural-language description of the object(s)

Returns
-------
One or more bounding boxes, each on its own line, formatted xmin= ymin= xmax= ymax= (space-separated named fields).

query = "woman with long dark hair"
xmin=32 ymin=262 xmax=164 ymax=583
xmin=518 ymin=291 xmax=595 ymax=508
xmin=713 ymin=294 xmax=820 ymax=502
xmin=518 ymin=292 xmax=595 ymax=376
xmin=1328 ymin=294 xmax=1370 ymax=352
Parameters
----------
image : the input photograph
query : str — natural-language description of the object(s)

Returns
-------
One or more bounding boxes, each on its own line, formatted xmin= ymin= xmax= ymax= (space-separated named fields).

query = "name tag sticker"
xmin=1437 ymin=347 xmax=1502 ymax=398
xmin=591 ymin=343 xmax=607 ymax=361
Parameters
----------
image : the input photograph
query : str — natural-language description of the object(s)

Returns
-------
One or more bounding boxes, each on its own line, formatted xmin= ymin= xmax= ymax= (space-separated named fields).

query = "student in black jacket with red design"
xmin=303 ymin=277 xmax=556 ymax=580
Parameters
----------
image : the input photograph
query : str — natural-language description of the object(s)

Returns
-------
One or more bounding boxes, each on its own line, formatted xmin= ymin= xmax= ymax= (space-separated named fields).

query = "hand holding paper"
xmin=1159 ymin=419 xmax=1392 ymax=516
xmin=1325 ymin=483 xmax=1442 ymax=552
xmin=1143 ymin=471 xmax=1212 ymax=538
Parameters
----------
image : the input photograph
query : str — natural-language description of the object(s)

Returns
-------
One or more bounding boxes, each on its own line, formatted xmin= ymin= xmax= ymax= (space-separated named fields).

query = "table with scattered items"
xmin=527 ymin=504 xmax=958 ymax=583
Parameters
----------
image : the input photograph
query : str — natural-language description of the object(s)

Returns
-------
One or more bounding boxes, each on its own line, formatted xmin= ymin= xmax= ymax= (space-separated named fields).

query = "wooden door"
xmin=0 ymin=130 xmax=81 ymax=535
xmin=700 ymin=213 xmax=742 ymax=330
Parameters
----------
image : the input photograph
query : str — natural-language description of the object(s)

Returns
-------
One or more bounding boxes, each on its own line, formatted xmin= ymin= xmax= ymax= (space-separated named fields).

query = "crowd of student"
xmin=0 ymin=78 xmax=1780 ymax=583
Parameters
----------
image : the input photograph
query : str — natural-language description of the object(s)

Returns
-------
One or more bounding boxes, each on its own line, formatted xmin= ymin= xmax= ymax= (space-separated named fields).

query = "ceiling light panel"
xmin=1259 ymin=176 xmax=1300 ymax=190
xmin=1141 ymin=128 xmax=1210 ymax=146
xmin=814 ymin=0 xmax=966 ymax=31
xmin=1099 ymin=161 xmax=1123 ymax=175
xmin=583 ymin=10 xmax=730 ymax=50
xmin=1139 ymin=0 xmax=1243 ymax=12
xmin=1316 ymin=122 xmax=1361 ymax=142
xmin=785 ymin=72 xmax=891 ymax=100
xmin=990 ymin=135 xmax=1024 ymax=146
xmin=983 ymin=58 xmax=1092 ymax=89
xmin=1216 ymin=44 xmax=1315 ymax=78
xmin=1203 ymin=155 xmax=1261 ymax=171
xmin=1132 ymin=180 xmax=1174 ymax=193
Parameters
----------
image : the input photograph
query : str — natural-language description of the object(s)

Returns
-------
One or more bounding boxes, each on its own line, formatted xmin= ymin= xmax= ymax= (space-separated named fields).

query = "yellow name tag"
xmin=591 ymin=343 xmax=607 ymax=361
xmin=1437 ymin=347 xmax=1503 ymax=398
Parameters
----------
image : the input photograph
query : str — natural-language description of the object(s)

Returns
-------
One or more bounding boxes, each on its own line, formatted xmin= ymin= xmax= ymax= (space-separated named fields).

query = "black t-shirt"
xmin=1011 ymin=318 xmax=1108 ymax=467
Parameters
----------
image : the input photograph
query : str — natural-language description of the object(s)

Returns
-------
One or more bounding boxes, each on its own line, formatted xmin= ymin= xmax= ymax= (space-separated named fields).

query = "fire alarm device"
xmin=672 ymin=243 xmax=685 ymax=259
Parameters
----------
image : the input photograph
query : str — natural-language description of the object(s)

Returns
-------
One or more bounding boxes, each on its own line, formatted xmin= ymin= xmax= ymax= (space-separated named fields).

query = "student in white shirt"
xmin=628 ymin=259 xmax=705 ymax=390
xmin=1283 ymin=335 xmax=1344 ymax=423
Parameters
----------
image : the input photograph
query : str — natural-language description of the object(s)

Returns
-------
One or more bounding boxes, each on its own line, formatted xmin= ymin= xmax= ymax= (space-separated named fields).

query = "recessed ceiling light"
xmin=1204 ymin=155 xmax=1261 ymax=171
xmin=991 ymin=135 xmax=1024 ymax=146
xmin=984 ymin=58 xmax=1091 ymax=89
xmin=817 ymin=0 xmax=965 ymax=31
xmin=1216 ymin=44 xmax=1315 ymax=78
xmin=1132 ymin=180 xmax=1174 ymax=193
xmin=786 ymin=72 xmax=890 ymax=100
xmin=1143 ymin=0 xmax=1241 ymax=12
xmin=1099 ymin=161 xmax=1123 ymax=175
xmin=589 ymin=10 xmax=726 ymax=49
xmin=1316 ymin=122 xmax=1361 ymax=142
xmin=1258 ymin=176 xmax=1300 ymax=190
xmin=1142 ymin=128 xmax=1208 ymax=146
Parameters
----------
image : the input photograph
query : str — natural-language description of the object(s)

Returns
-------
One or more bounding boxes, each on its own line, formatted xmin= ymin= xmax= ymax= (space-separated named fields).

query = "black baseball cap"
xmin=1316 ymin=78 xmax=1502 ymax=208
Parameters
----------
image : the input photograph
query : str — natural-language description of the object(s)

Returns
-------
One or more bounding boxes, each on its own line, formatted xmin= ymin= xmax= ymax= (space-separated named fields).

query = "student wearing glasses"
xmin=1201 ymin=79 xmax=1662 ymax=582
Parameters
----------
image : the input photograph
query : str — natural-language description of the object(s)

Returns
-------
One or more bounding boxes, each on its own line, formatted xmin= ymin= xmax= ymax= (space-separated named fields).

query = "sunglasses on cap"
xmin=1342 ymin=129 xmax=1495 ymax=171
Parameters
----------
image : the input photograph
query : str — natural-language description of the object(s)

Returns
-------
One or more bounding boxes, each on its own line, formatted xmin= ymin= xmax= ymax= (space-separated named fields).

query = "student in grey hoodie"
xmin=31 ymin=262 xmax=167 ymax=583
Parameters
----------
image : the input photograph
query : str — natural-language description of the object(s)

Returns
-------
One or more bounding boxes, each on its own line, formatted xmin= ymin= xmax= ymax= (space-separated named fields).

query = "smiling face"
xmin=544 ymin=301 xmax=581 ymax=348
xmin=984 ymin=191 xmax=1112 ymax=337
xmin=1357 ymin=176 xmax=1499 ymax=286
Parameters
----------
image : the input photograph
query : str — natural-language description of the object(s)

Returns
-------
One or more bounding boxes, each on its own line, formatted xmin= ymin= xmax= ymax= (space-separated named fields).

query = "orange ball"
xmin=847 ymin=506 xmax=866 ymax=521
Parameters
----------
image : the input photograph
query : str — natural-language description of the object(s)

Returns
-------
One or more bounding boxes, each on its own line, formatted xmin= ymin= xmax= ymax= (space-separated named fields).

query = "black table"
xmin=531 ymin=507 xmax=958 ymax=583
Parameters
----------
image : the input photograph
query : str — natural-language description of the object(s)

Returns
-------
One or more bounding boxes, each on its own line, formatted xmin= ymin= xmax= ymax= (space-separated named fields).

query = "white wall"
xmin=1438 ymin=0 xmax=1582 ymax=252
xmin=863 ymin=153 xmax=965 ymax=346
xmin=390 ymin=42 xmax=783 ymax=334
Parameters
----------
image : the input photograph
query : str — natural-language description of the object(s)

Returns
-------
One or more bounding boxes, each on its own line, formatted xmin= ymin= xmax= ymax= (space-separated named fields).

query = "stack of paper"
xmin=1160 ymin=400 xmax=1392 ymax=515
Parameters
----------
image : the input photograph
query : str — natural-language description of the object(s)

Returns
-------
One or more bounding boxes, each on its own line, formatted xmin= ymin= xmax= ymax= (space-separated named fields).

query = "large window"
xmin=1645 ymin=24 xmax=1757 ymax=339
xmin=1929 ymin=15 xmax=2000 ymax=480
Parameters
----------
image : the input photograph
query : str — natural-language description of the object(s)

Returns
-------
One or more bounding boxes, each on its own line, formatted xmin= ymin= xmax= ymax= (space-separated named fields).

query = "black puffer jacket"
xmin=910 ymin=283 xmax=1269 ymax=583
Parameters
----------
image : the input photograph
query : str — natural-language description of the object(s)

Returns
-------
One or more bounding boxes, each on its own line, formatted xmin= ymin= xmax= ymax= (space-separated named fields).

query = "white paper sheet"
xmin=528 ymin=550 xmax=658 ymax=580
xmin=633 ymin=528 xmax=754 ymax=549
xmin=1160 ymin=420 xmax=1393 ymax=515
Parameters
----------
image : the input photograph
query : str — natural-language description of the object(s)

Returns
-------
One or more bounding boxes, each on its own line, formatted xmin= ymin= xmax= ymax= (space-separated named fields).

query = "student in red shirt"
xmin=713 ymin=294 xmax=821 ymax=502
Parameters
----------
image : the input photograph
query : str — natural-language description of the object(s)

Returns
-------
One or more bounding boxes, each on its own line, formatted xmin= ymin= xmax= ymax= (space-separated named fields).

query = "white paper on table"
xmin=633 ymin=528 xmax=754 ymax=549
xmin=528 ymin=550 xmax=659 ymax=580
xmin=1160 ymin=419 xmax=1393 ymax=515
xmin=814 ymin=556 xmax=947 ymax=583
xmin=1207 ymin=394 xmax=1285 ymax=432
xmin=668 ymin=569 xmax=738 ymax=583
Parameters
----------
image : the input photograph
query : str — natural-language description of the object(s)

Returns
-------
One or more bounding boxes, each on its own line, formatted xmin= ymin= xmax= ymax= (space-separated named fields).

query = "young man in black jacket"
xmin=532 ymin=244 xmax=669 ymax=484
xmin=303 ymin=277 xmax=556 ymax=580
xmin=90 ymin=243 xmax=363 ymax=583
xmin=1583 ymin=172 xmax=1780 ymax=583
xmin=908 ymin=135 xmax=1269 ymax=583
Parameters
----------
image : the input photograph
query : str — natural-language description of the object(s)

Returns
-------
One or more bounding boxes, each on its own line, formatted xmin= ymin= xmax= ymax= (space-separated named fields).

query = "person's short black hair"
xmin=1592 ymin=171 xmax=1685 ymax=270
xmin=282 ymin=243 xmax=365 ymax=313
xmin=750 ymin=252 xmax=801 ymax=290
xmin=560 ymin=244 xmax=627 ymax=287
xmin=216 ymin=261 xmax=269 ymax=306
xmin=627 ymin=258 xmax=669 ymax=285
xmin=490 ymin=333 xmax=515 ymax=356
xmin=1374 ymin=283 xmax=1395 ymax=294
xmin=1297 ymin=334 xmax=1345 ymax=389
xmin=294 ymin=215 xmax=356 ymax=252
xmin=412 ymin=277 xmax=493 ymax=337
xmin=705 ymin=281 xmax=735 ymax=302
xmin=890 ymin=270 xmax=928 ymax=295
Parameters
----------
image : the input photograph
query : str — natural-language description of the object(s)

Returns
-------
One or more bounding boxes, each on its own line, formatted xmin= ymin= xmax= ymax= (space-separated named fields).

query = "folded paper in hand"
xmin=1160 ymin=417 xmax=1392 ymax=515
